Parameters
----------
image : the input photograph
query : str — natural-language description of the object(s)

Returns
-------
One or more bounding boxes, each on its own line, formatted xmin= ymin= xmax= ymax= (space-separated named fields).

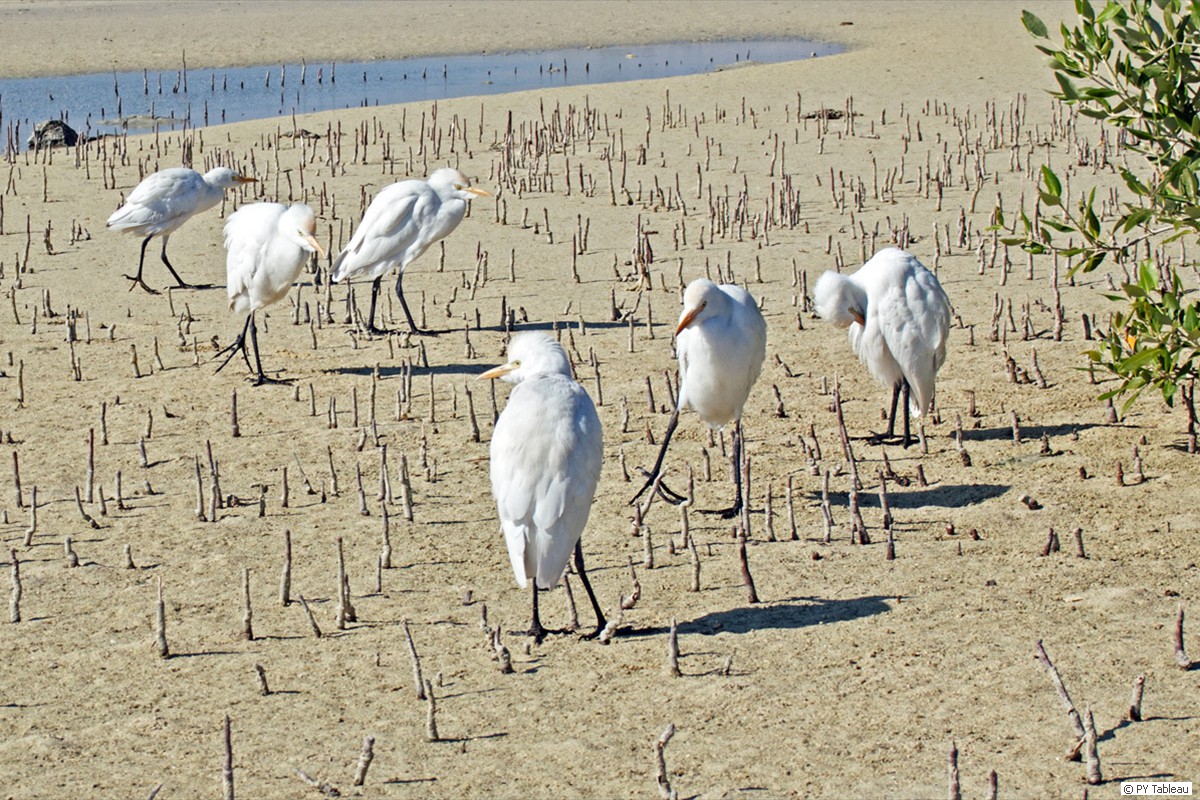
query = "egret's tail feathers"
xmin=330 ymin=251 xmax=349 ymax=283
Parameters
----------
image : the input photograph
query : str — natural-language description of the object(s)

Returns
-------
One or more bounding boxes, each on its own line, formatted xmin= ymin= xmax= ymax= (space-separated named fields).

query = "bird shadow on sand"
xmin=815 ymin=483 xmax=1008 ymax=510
xmin=623 ymin=595 xmax=892 ymax=638
xmin=961 ymin=421 xmax=1101 ymax=442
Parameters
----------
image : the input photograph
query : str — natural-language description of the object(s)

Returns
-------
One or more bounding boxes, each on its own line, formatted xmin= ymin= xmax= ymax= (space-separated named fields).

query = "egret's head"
xmin=478 ymin=331 xmax=572 ymax=384
xmin=813 ymin=270 xmax=866 ymax=328
xmin=428 ymin=167 xmax=492 ymax=200
xmin=206 ymin=166 xmax=257 ymax=189
xmin=282 ymin=204 xmax=325 ymax=257
xmin=676 ymin=278 xmax=728 ymax=335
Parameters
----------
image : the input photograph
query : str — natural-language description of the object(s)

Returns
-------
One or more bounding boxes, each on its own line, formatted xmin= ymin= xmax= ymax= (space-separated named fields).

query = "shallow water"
xmin=0 ymin=38 xmax=839 ymax=151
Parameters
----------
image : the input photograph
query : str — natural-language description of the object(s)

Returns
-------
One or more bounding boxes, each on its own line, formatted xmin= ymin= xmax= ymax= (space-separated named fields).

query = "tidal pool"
xmin=0 ymin=38 xmax=839 ymax=151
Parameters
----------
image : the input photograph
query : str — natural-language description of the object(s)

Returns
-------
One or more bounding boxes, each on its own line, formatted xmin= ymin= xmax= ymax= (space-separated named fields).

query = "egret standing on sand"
xmin=814 ymin=247 xmax=951 ymax=447
xmin=332 ymin=168 xmax=491 ymax=335
xmin=633 ymin=279 xmax=767 ymax=518
xmin=106 ymin=166 xmax=256 ymax=293
xmin=481 ymin=331 xmax=607 ymax=642
xmin=216 ymin=203 xmax=324 ymax=385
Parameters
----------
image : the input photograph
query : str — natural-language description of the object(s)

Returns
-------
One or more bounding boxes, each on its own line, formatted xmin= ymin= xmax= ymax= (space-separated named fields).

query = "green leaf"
xmin=1022 ymin=10 xmax=1050 ymax=38
xmin=1118 ymin=347 xmax=1163 ymax=373
xmin=1041 ymin=165 xmax=1063 ymax=196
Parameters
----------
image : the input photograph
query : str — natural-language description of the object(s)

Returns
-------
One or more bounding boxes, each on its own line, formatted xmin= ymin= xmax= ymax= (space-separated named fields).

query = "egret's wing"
xmin=331 ymin=181 xmax=424 ymax=280
xmin=224 ymin=204 xmax=285 ymax=309
xmin=109 ymin=169 xmax=205 ymax=230
xmin=490 ymin=376 xmax=602 ymax=589
xmin=878 ymin=264 xmax=951 ymax=415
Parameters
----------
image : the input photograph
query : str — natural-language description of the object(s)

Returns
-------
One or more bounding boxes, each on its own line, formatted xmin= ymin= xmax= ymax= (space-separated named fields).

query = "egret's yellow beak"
xmin=303 ymin=234 xmax=326 ymax=258
xmin=466 ymin=186 xmax=493 ymax=198
xmin=479 ymin=362 xmax=517 ymax=380
xmin=850 ymin=308 xmax=866 ymax=326
xmin=676 ymin=306 xmax=703 ymax=336
xmin=234 ymin=175 xmax=257 ymax=184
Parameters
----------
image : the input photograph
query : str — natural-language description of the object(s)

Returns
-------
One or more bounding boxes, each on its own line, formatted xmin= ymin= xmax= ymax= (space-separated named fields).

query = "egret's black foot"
xmin=579 ymin=620 xmax=607 ymax=641
xmin=365 ymin=323 xmax=393 ymax=337
xmin=213 ymin=337 xmax=252 ymax=375
xmin=251 ymin=374 xmax=293 ymax=387
xmin=700 ymin=502 xmax=743 ymax=520
xmin=631 ymin=469 xmax=688 ymax=507
xmin=125 ymin=274 xmax=159 ymax=294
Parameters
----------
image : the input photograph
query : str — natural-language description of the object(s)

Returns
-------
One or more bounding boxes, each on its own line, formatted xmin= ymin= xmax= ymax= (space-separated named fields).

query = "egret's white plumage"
xmin=332 ymin=167 xmax=491 ymax=334
xmin=634 ymin=279 xmax=767 ymax=516
xmin=481 ymin=331 xmax=606 ymax=640
xmin=107 ymin=166 xmax=255 ymax=292
xmin=216 ymin=202 xmax=323 ymax=384
xmin=814 ymin=247 xmax=951 ymax=445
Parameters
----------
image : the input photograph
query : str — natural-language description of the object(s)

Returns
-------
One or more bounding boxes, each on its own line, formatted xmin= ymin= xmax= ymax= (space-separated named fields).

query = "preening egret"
xmin=814 ymin=247 xmax=951 ymax=447
xmin=106 ymin=166 xmax=256 ymax=293
xmin=332 ymin=167 xmax=491 ymax=335
xmin=633 ymin=279 xmax=767 ymax=518
xmin=215 ymin=203 xmax=324 ymax=385
xmin=480 ymin=331 xmax=606 ymax=642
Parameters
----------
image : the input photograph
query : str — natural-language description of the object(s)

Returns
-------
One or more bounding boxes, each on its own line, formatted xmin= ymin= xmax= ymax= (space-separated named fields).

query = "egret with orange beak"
xmin=480 ymin=331 xmax=607 ymax=642
xmin=107 ymin=166 xmax=256 ymax=292
xmin=332 ymin=168 xmax=492 ymax=335
xmin=632 ymin=279 xmax=767 ymax=517
xmin=216 ymin=203 xmax=324 ymax=385
xmin=813 ymin=247 xmax=950 ymax=447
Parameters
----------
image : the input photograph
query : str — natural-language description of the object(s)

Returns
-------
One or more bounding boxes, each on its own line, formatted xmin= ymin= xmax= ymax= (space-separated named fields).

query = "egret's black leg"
xmin=124 ymin=235 xmax=159 ymax=294
xmin=365 ymin=276 xmax=390 ymax=336
xmin=159 ymin=235 xmax=193 ymax=289
xmin=529 ymin=582 xmax=547 ymax=644
xmin=214 ymin=315 xmax=254 ymax=375
xmin=901 ymin=380 xmax=913 ymax=448
xmin=630 ymin=408 xmax=688 ymax=506
xmin=707 ymin=419 xmax=744 ymax=519
xmin=395 ymin=269 xmax=430 ymax=335
xmin=886 ymin=382 xmax=901 ymax=439
xmin=573 ymin=540 xmax=607 ymax=639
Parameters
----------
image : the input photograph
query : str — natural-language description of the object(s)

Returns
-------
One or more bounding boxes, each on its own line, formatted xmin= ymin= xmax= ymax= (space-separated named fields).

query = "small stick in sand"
xmin=124 ymin=544 xmax=136 ymax=570
xmin=23 ymin=485 xmax=37 ymax=546
xmin=279 ymin=530 xmax=292 ymax=606
xmin=1174 ymin=603 xmax=1194 ymax=670
xmin=155 ymin=575 xmax=169 ymax=658
xmin=425 ymin=679 xmax=440 ymax=741
xmin=402 ymin=618 xmax=427 ymax=699
xmin=1128 ymin=674 xmax=1146 ymax=722
xmin=654 ymin=724 xmax=677 ymax=800
xmin=254 ymin=664 xmax=270 ymax=696
xmin=297 ymin=594 xmax=323 ymax=638
xmin=353 ymin=735 xmax=375 ymax=786
xmin=230 ymin=390 xmax=240 ymax=437
xmin=63 ymin=537 xmax=79 ymax=568
xmin=1082 ymin=706 xmax=1102 ymax=785
xmin=241 ymin=568 xmax=253 ymax=641
xmin=737 ymin=532 xmax=759 ymax=604
xmin=948 ymin=741 xmax=961 ymax=800
xmin=667 ymin=617 xmax=682 ymax=677
xmin=493 ymin=624 xmax=513 ymax=673
xmin=74 ymin=485 xmax=100 ymax=529
xmin=222 ymin=714 xmax=234 ymax=800
xmin=688 ymin=534 xmax=701 ymax=593
xmin=986 ymin=770 xmax=997 ymax=800
xmin=562 ymin=572 xmax=579 ymax=631
xmin=1073 ymin=527 xmax=1087 ymax=558
xmin=1034 ymin=640 xmax=1086 ymax=760
xmin=10 ymin=549 xmax=21 ymax=623
xmin=293 ymin=768 xmax=340 ymax=798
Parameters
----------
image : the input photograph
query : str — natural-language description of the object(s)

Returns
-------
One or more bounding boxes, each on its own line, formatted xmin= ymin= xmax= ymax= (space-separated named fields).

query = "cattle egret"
xmin=332 ymin=167 xmax=491 ymax=335
xmin=633 ymin=279 xmax=767 ymax=518
xmin=106 ymin=166 xmax=256 ymax=293
xmin=215 ymin=203 xmax=323 ymax=385
xmin=481 ymin=331 xmax=606 ymax=642
xmin=814 ymin=247 xmax=951 ymax=447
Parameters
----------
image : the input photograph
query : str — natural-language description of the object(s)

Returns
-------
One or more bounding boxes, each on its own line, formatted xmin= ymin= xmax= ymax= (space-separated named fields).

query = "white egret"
xmin=331 ymin=167 xmax=491 ymax=335
xmin=480 ymin=331 xmax=606 ymax=642
xmin=633 ymin=279 xmax=767 ymax=518
xmin=215 ymin=203 xmax=324 ymax=385
xmin=106 ymin=166 xmax=256 ymax=293
xmin=814 ymin=247 xmax=951 ymax=447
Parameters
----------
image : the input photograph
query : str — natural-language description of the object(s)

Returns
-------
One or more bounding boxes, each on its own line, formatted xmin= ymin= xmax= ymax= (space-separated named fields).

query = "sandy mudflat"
xmin=1 ymin=1 xmax=1198 ymax=798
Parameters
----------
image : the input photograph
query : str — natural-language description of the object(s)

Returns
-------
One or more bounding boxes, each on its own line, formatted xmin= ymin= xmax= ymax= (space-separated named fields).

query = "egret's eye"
xmin=454 ymin=183 xmax=464 ymax=190
xmin=512 ymin=359 xmax=521 ymax=367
